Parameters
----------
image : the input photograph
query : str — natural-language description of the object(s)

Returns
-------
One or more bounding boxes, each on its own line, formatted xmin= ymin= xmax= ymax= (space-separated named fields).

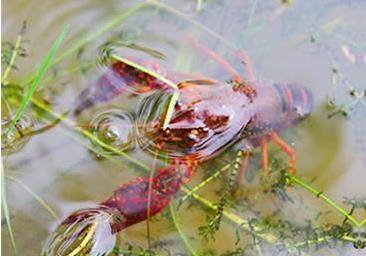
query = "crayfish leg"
xmin=260 ymin=138 xmax=269 ymax=176
xmin=236 ymin=49 xmax=256 ymax=82
xmin=187 ymin=37 xmax=242 ymax=82
xmin=255 ymin=133 xmax=296 ymax=177
xmin=270 ymin=132 xmax=296 ymax=175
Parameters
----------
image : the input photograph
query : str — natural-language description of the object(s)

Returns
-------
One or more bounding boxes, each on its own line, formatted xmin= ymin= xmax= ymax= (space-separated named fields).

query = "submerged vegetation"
xmin=2 ymin=1 xmax=365 ymax=255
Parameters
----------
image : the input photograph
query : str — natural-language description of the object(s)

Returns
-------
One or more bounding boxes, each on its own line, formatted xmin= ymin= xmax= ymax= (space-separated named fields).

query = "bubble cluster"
xmin=1 ymin=114 xmax=35 ymax=155
xmin=90 ymin=109 xmax=135 ymax=153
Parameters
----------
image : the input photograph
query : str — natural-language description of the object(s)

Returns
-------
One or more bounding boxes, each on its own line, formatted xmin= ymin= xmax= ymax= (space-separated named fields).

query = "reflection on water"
xmin=2 ymin=0 xmax=366 ymax=255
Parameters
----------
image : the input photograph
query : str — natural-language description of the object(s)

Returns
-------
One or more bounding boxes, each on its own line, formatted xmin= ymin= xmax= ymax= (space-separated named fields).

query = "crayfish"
xmin=42 ymin=39 xmax=313 ymax=255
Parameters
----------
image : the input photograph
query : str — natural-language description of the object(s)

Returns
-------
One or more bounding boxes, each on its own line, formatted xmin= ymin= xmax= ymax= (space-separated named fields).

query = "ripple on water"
xmin=89 ymin=108 xmax=135 ymax=154
xmin=1 ymin=113 xmax=35 ymax=155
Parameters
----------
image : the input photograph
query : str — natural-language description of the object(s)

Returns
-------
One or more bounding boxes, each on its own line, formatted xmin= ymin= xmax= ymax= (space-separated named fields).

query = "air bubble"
xmin=1 ymin=114 xmax=35 ymax=155
xmin=90 ymin=109 xmax=135 ymax=153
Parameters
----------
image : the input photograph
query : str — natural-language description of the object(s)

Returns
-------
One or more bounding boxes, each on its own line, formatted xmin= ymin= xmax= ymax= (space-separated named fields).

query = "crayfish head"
xmin=42 ymin=206 xmax=121 ymax=256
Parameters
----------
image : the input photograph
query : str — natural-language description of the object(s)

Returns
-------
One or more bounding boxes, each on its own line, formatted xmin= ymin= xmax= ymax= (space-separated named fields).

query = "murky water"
xmin=2 ymin=0 xmax=366 ymax=255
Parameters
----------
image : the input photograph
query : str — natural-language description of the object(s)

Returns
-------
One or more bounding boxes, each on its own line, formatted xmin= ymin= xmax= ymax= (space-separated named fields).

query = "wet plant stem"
xmin=169 ymin=201 xmax=198 ymax=256
xmin=289 ymin=174 xmax=360 ymax=227
xmin=1 ymin=161 xmax=17 ymax=255
xmin=1 ymin=34 xmax=23 ymax=84
xmin=109 ymin=54 xmax=177 ymax=89
xmin=180 ymin=163 xmax=231 ymax=203
xmin=295 ymin=234 xmax=357 ymax=248
xmin=5 ymin=175 xmax=59 ymax=220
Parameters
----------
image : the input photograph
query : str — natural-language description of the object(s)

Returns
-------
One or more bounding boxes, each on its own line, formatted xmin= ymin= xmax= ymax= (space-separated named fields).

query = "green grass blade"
xmin=163 ymin=90 xmax=179 ymax=130
xmin=1 ymin=161 xmax=17 ymax=255
xmin=6 ymin=25 xmax=70 ymax=135
xmin=110 ymin=54 xmax=177 ymax=89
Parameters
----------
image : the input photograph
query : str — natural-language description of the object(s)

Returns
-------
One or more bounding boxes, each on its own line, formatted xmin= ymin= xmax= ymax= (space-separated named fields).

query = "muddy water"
xmin=2 ymin=0 xmax=366 ymax=255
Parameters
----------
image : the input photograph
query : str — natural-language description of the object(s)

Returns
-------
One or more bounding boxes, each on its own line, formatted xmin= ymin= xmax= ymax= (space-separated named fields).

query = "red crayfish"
xmin=43 ymin=39 xmax=313 ymax=255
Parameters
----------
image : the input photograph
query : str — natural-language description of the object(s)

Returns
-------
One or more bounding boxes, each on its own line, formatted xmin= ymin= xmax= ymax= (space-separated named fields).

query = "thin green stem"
xmin=169 ymin=201 xmax=198 ymax=256
xmin=183 ymin=187 xmax=278 ymax=244
xmin=110 ymin=54 xmax=177 ymax=89
xmin=1 ymin=161 xmax=17 ymax=255
xmin=289 ymin=175 xmax=360 ymax=227
xmin=359 ymin=218 xmax=366 ymax=227
xmin=180 ymin=163 xmax=230 ymax=202
xmin=2 ymin=34 xmax=23 ymax=84
xmin=6 ymin=175 xmax=59 ymax=220
xmin=295 ymin=234 xmax=357 ymax=248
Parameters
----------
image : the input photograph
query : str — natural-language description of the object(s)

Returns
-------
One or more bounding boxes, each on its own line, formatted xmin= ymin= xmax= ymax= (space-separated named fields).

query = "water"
xmin=2 ymin=0 xmax=366 ymax=255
